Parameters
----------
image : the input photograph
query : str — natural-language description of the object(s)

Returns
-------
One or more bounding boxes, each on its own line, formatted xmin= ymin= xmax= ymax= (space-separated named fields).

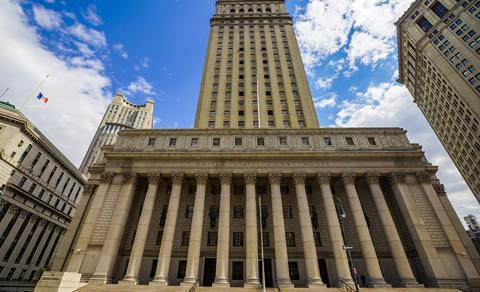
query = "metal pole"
xmin=19 ymin=74 xmax=50 ymax=111
xmin=0 ymin=88 xmax=9 ymax=100
xmin=258 ymin=196 xmax=266 ymax=292
xmin=336 ymin=197 xmax=360 ymax=292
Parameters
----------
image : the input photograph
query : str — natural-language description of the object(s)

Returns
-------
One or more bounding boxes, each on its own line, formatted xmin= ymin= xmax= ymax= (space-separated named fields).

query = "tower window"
xmin=324 ymin=137 xmax=333 ymax=146
xmin=416 ymin=16 xmax=433 ymax=32
xmin=212 ymin=138 xmax=221 ymax=147
xmin=257 ymin=137 xmax=265 ymax=146
xmin=181 ymin=232 xmax=190 ymax=246
xmin=191 ymin=138 xmax=199 ymax=146
xmin=279 ymin=137 xmax=288 ymax=146
xmin=207 ymin=232 xmax=218 ymax=246
xmin=301 ymin=137 xmax=310 ymax=146
xmin=234 ymin=206 xmax=244 ymax=218
xmin=148 ymin=138 xmax=156 ymax=147
xmin=431 ymin=1 xmax=448 ymax=18
xmin=345 ymin=137 xmax=355 ymax=146
xmin=235 ymin=137 xmax=243 ymax=146
xmin=367 ymin=137 xmax=377 ymax=146
xmin=169 ymin=138 xmax=177 ymax=147
xmin=233 ymin=232 xmax=244 ymax=246
xmin=286 ymin=232 xmax=296 ymax=247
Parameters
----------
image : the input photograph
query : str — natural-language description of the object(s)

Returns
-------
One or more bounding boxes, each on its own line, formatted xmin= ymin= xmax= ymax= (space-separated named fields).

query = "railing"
xmin=188 ymin=280 xmax=199 ymax=292
xmin=339 ymin=280 xmax=357 ymax=292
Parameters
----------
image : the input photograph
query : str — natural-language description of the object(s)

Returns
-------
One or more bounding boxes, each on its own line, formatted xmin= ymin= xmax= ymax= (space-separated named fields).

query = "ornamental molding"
xmin=171 ymin=172 xmax=184 ymax=185
xmin=268 ymin=172 xmax=282 ymax=185
xmin=148 ymin=173 xmax=162 ymax=184
xmin=195 ymin=173 xmax=209 ymax=185
xmin=366 ymin=172 xmax=381 ymax=185
xmin=390 ymin=171 xmax=406 ymax=184
xmin=100 ymin=173 xmax=114 ymax=183
xmin=317 ymin=173 xmax=331 ymax=184
xmin=123 ymin=173 xmax=138 ymax=184
xmin=293 ymin=172 xmax=306 ymax=185
xmin=342 ymin=173 xmax=357 ymax=184
xmin=244 ymin=172 xmax=257 ymax=184
xmin=220 ymin=172 xmax=233 ymax=184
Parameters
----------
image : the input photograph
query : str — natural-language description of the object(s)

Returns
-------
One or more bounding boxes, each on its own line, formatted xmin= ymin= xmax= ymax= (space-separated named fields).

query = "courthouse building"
xmin=0 ymin=101 xmax=85 ymax=291
xmin=396 ymin=0 xmax=480 ymax=203
xmin=38 ymin=0 xmax=480 ymax=291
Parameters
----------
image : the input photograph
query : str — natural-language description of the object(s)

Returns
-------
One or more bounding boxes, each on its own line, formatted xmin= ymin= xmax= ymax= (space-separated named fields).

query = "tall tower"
xmin=396 ymin=0 xmax=480 ymax=203
xmin=79 ymin=92 xmax=154 ymax=177
xmin=194 ymin=0 xmax=319 ymax=129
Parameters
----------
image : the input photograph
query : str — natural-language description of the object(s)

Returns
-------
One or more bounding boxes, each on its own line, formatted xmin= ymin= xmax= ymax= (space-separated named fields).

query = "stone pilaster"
xmin=244 ymin=172 xmax=261 ymax=288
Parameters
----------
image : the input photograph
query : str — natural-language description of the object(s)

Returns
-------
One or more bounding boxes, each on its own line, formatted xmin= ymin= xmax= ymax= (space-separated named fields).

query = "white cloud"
xmin=335 ymin=82 xmax=480 ymax=221
xmin=112 ymin=43 xmax=128 ymax=59
xmin=0 ymin=1 xmax=111 ymax=166
xmin=82 ymin=4 xmax=103 ymax=26
xmin=134 ymin=57 xmax=150 ymax=70
xmin=32 ymin=5 xmax=62 ymax=30
xmin=314 ymin=94 xmax=337 ymax=109
xmin=315 ymin=76 xmax=335 ymax=90
xmin=126 ymin=77 xmax=156 ymax=95
xmin=75 ymin=42 xmax=94 ymax=57
xmin=69 ymin=23 xmax=106 ymax=48
xmin=345 ymin=31 xmax=393 ymax=71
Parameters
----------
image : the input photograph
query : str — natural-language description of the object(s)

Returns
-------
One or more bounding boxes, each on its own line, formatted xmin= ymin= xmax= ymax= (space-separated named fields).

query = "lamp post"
xmin=335 ymin=197 xmax=360 ymax=292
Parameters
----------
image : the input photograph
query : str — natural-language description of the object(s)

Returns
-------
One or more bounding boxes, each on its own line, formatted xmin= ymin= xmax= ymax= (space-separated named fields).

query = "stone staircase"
xmin=75 ymin=284 xmax=463 ymax=292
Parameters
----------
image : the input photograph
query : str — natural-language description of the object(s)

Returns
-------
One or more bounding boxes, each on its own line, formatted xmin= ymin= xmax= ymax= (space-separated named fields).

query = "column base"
xmin=212 ymin=278 xmax=230 ymax=287
xmin=277 ymin=279 xmax=295 ymax=288
xmin=368 ymin=279 xmax=391 ymax=288
xmin=149 ymin=277 xmax=168 ymax=287
xmin=118 ymin=277 xmax=138 ymax=285
xmin=399 ymin=277 xmax=424 ymax=288
xmin=88 ymin=274 xmax=112 ymax=284
xmin=180 ymin=278 xmax=198 ymax=287
xmin=244 ymin=279 xmax=261 ymax=288
xmin=308 ymin=278 xmax=326 ymax=288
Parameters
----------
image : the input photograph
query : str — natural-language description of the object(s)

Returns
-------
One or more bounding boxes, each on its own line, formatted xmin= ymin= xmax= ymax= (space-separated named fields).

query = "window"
xmin=18 ymin=140 xmax=24 ymax=147
xmin=10 ymin=151 xmax=16 ymax=158
xmin=6 ymin=268 xmax=16 ymax=281
xmin=286 ymin=232 xmax=296 ymax=247
xmin=18 ymin=176 xmax=27 ymax=188
xmin=28 ymin=183 xmax=36 ymax=194
xmin=430 ymin=1 xmax=449 ymax=18
xmin=169 ymin=138 xmax=177 ymax=147
xmin=367 ymin=137 xmax=377 ymax=146
xmin=257 ymin=185 xmax=267 ymax=194
xmin=39 ymin=160 xmax=50 ymax=177
xmin=191 ymin=138 xmax=199 ymax=146
xmin=301 ymin=137 xmax=310 ymax=146
xmin=280 ymin=184 xmax=289 ymax=194
xmin=177 ymin=261 xmax=187 ymax=278
xmin=324 ymin=137 xmax=333 ymax=146
xmin=30 ymin=153 xmax=41 ymax=169
xmin=279 ymin=137 xmax=288 ymax=145
xmin=234 ymin=184 xmax=243 ymax=195
xmin=234 ymin=206 xmax=244 ymax=218
xmin=156 ymin=231 xmax=163 ymax=245
xmin=212 ymin=138 xmax=221 ymax=147
xmin=345 ymin=137 xmax=355 ymax=146
xmin=148 ymin=138 xmax=156 ymax=147
xmin=150 ymin=260 xmax=158 ymax=278
xmin=262 ymin=232 xmax=270 ymax=247
xmin=233 ymin=232 xmax=244 ymax=246
xmin=186 ymin=206 xmax=194 ymax=218
xmin=288 ymin=262 xmax=300 ymax=281
xmin=232 ymin=262 xmax=244 ymax=280
xmin=18 ymin=144 xmax=32 ymax=164
xmin=416 ymin=16 xmax=433 ymax=32
xmin=207 ymin=232 xmax=218 ymax=246
xmin=235 ymin=137 xmax=243 ymax=146
xmin=314 ymin=232 xmax=322 ymax=247
xmin=181 ymin=231 xmax=190 ymax=246
xmin=283 ymin=206 xmax=293 ymax=219
xmin=257 ymin=137 xmax=265 ymax=146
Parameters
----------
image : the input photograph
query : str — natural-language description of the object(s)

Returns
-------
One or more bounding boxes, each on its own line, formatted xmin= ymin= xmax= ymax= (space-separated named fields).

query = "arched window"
xmin=230 ymin=9 xmax=235 ymax=13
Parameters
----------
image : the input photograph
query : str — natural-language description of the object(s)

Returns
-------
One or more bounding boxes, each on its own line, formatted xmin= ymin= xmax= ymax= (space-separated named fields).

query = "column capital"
xmin=100 ymin=173 xmax=114 ymax=183
xmin=84 ymin=184 xmax=96 ymax=195
xmin=433 ymin=183 xmax=447 ymax=196
xmin=390 ymin=171 xmax=406 ymax=184
xmin=123 ymin=173 xmax=138 ymax=184
xmin=148 ymin=173 xmax=162 ymax=184
xmin=8 ymin=205 xmax=19 ymax=214
xmin=220 ymin=172 xmax=232 ymax=184
xmin=416 ymin=171 xmax=432 ymax=183
xmin=317 ymin=172 xmax=331 ymax=184
xmin=0 ymin=200 xmax=7 ymax=209
xmin=30 ymin=214 xmax=38 ymax=222
xmin=293 ymin=172 xmax=306 ymax=185
xmin=366 ymin=172 xmax=381 ymax=185
xmin=171 ymin=172 xmax=184 ymax=185
xmin=20 ymin=209 xmax=29 ymax=219
xmin=342 ymin=173 xmax=357 ymax=184
xmin=244 ymin=172 xmax=257 ymax=184
xmin=39 ymin=218 xmax=48 ymax=226
xmin=195 ymin=173 xmax=208 ymax=185
xmin=268 ymin=172 xmax=282 ymax=185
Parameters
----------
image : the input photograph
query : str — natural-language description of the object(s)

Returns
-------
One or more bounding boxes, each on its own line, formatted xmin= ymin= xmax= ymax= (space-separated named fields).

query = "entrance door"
xmin=318 ymin=259 xmax=330 ymax=287
xmin=258 ymin=259 xmax=273 ymax=287
xmin=203 ymin=258 xmax=216 ymax=286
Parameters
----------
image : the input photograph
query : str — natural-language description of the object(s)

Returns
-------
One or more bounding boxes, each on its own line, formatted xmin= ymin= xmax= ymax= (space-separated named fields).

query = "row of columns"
xmin=76 ymin=170 xmax=477 ymax=288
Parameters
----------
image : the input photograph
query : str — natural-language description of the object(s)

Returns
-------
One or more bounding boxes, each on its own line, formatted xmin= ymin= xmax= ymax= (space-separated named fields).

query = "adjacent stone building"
xmin=396 ymin=0 xmax=480 ymax=203
xmin=79 ymin=92 xmax=154 ymax=178
xmin=37 ymin=0 xmax=480 ymax=291
xmin=0 ymin=101 xmax=85 ymax=291
xmin=465 ymin=214 xmax=480 ymax=252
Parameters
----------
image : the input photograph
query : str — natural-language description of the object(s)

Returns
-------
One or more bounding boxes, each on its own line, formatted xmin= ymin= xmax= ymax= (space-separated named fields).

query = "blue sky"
xmin=0 ymin=0 xmax=478 ymax=221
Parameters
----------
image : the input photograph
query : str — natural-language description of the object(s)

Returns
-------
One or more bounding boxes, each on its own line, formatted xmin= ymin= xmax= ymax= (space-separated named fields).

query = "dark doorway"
xmin=318 ymin=259 xmax=330 ymax=287
xmin=203 ymin=258 xmax=216 ymax=286
xmin=258 ymin=259 xmax=273 ymax=287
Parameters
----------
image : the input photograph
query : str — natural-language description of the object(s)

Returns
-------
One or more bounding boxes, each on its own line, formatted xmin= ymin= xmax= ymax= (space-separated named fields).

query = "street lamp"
xmin=335 ymin=197 xmax=360 ymax=292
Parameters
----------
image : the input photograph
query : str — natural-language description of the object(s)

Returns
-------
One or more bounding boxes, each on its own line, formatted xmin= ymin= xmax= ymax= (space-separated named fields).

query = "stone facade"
xmin=0 ymin=101 xmax=85 ymax=291
xmin=396 ymin=0 xmax=480 ymax=203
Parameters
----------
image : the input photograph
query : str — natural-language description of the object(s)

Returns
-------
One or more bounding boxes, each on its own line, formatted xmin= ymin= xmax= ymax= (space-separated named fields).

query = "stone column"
xmin=5 ymin=215 xmax=37 ymax=264
xmin=366 ymin=173 xmax=420 ymax=287
xmin=30 ymin=224 xmax=54 ymax=266
xmin=269 ymin=172 xmax=293 ymax=288
xmin=0 ymin=209 xmax=28 ymax=260
xmin=90 ymin=173 xmax=138 ymax=284
xmin=0 ymin=204 xmax=19 ymax=237
xmin=342 ymin=173 xmax=389 ymax=287
xmin=151 ymin=172 xmax=184 ymax=286
xmin=17 ymin=219 xmax=47 ymax=265
xmin=389 ymin=172 xmax=448 ymax=286
xmin=67 ymin=173 xmax=114 ymax=272
xmin=417 ymin=172 xmax=480 ymax=285
xmin=244 ymin=172 xmax=261 ymax=288
xmin=39 ymin=227 xmax=61 ymax=267
xmin=293 ymin=173 xmax=324 ymax=288
xmin=213 ymin=172 xmax=232 ymax=287
xmin=182 ymin=173 xmax=208 ymax=285
xmin=122 ymin=173 xmax=161 ymax=285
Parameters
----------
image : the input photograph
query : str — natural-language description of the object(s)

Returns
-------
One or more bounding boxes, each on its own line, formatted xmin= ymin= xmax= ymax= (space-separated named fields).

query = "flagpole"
xmin=256 ymin=77 xmax=261 ymax=128
xmin=0 ymin=88 xmax=9 ymax=100
xmin=19 ymin=74 xmax=50 ymax=111
xmin=258 ymin=196 xmax=267 ymax=292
